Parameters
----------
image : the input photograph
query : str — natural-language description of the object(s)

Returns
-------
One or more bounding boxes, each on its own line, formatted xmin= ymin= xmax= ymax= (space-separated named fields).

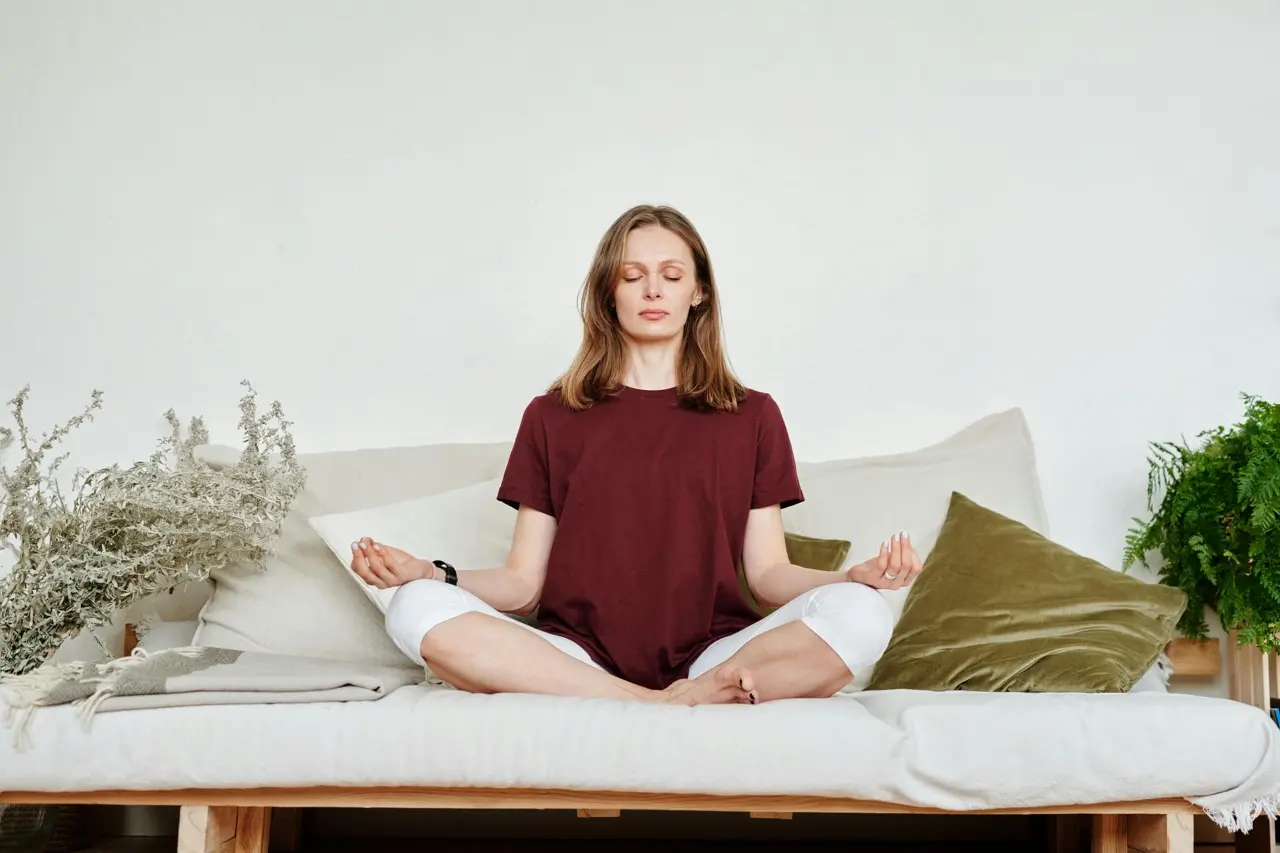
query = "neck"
xmin=622 ymin=335 xmax=680 ymax=390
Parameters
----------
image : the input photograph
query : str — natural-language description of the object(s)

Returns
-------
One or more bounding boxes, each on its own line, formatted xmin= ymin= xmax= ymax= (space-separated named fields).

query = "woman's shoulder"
xmin=737 ymin=387 xmax=784 ymax=417
xmin=517 ymin=389 xmax=579 ymax=424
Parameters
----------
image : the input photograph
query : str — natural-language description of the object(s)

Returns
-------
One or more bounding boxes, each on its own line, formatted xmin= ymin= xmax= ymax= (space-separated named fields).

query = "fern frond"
xmin=1129 ymin=394 xmax=1280 ymax=652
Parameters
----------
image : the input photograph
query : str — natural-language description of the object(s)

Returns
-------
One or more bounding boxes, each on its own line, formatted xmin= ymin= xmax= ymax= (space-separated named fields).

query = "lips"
xmin=640 ymin=310 xmax=669 ymax=320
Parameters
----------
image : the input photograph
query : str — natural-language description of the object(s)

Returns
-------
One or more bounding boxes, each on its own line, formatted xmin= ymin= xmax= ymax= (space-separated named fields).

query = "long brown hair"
xmin=549 ymin=204 xmax=747 ymax=412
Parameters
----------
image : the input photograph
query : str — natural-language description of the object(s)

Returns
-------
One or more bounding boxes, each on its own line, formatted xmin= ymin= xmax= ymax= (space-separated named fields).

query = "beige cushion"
xmin=784 ymin=408 xmax=1048 ymax=690
xmin=308 ymin=478 xmax=513 ymax=614
xmin=192 ymin=441 xmax=512 ymax=668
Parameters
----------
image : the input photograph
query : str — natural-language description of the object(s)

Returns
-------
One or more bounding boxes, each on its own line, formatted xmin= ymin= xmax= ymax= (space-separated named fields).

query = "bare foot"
xmin=661 ymin=664 xmax=757 ymax=706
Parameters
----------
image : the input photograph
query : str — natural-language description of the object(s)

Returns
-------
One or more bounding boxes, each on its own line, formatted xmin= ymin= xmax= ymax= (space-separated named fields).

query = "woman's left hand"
xmin=846 ymin=531 xmax=923 ymax=590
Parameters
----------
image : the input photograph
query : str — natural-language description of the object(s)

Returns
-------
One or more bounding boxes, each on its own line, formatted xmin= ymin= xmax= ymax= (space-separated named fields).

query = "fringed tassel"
xmin=73 ymin=647 xmax=154 ymax=729
xmin=74 ymin=681 xmax=118 ymax=729
xmin=1202 ymin=792 xmax=1280 ymax=833
xmin=0 ymin=661 xmax=91 ymax=750
xmin=70 ymin=646 xmax=205 ymax=729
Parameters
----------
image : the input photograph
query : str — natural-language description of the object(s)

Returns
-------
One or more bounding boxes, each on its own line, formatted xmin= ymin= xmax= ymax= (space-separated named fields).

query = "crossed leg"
xmin=670 ymin=582 xmax=895 ymax=704
xmin=384 ymin=580 xmax=754 ymax=705
xmin=384 ymin=579 xmax=892 ymax=706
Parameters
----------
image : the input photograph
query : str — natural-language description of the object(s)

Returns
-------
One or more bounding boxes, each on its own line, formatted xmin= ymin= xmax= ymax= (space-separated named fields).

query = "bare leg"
xmin=675 ymin=621 xmax=851 ymax=705
xmin=678 ymin=583 xmax=894 ymax=704
xmin=422 ymin=613 xmax=750 ymax=704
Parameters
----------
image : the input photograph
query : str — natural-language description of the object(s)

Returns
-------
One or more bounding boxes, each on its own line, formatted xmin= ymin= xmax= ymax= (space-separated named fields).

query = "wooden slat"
xmin=177 ymin=806 xmax=237 ymax=853
xmin=1227 ymin=631 xmax=1271 ymax=712
xmin=0 ymin=785 xmax=1201 ymax=815
xmin=1091 ymin=814 xmax=1126 ymax=853
xmin=575 ymin=809 xmax=620 ymax=818
xmin=1129 ymin=813 xmax=1193 ymax=853
xmin=749 ymin=811 xmax=793 ymax=819
xmin=1166 ymin=638 xmax=1221 ymax=677
xmin=233 ymin=807 xmax=270 ymax=853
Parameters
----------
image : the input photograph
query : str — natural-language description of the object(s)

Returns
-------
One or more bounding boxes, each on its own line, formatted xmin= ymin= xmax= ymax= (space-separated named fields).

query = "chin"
xmin=621 ymin=321 xmax=682 ymax=343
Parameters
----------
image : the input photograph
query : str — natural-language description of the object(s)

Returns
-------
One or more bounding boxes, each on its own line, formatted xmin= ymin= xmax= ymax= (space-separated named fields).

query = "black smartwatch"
xmin=432 ymin=559 xmax=458 ymax=585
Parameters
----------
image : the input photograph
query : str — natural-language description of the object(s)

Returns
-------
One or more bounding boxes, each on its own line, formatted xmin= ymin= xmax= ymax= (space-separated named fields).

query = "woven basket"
xmin=44 ymin=806 xmax=88 ymax=853
xmin=0 ymin=804 xmax=57 ymax=853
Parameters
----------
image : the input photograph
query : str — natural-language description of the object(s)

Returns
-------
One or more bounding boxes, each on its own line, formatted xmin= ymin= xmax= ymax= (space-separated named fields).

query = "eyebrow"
xmin=622 ymin=259 xmax=687 ymax=269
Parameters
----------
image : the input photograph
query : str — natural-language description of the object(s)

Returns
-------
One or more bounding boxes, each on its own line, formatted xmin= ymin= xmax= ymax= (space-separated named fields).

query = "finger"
xmin=360 ymin=538 xmax=396 ymax=587
xmin=904 ymin=545 xmax=924 ymax=586
xmin=880 ymin=532 xmax=907 ymax=588
xmin=886 ymin=546 xmax=907 ymax=589
xmin=889 ymin=532 xmax=904 ymax=575
xmin=370 ymin=540 xmax=405 ymax=581
xmin=349 ymin=542 xmax=379 ymax=587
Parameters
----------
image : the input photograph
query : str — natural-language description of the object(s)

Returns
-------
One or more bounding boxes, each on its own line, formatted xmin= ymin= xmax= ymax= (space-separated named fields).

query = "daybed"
xmin=2 ymin=408 xmax=1278 ymax=853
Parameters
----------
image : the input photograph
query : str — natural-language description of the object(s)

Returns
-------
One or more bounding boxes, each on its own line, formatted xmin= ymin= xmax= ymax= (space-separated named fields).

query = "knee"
xmin=384 ymin=579 xmax=462 ymax=662
xmin=812 ymin=582 xmax=895 ymax=662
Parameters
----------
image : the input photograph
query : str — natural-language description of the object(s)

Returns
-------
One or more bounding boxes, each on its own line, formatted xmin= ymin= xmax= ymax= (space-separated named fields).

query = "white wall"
xmin=2 ymin=1 xmax=1278 ymax=690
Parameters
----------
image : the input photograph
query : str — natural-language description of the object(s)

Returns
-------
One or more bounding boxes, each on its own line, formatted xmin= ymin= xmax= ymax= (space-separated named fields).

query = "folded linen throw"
xmin=0 ymin=646 xmax=420 ymax=750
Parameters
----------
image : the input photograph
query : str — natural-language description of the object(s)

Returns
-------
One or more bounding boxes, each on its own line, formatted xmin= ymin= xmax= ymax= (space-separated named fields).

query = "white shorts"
xmin=385 ymin=578 xmax=894 ymax=681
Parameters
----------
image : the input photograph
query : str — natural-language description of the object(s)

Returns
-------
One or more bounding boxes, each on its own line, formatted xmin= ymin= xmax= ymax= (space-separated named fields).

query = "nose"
xmin=644 ymin=276 xmax=662 ymax=299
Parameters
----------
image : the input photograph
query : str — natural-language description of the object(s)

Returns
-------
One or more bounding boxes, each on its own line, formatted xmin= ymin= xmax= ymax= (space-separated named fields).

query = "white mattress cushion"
xmin=308 ymin=478 xmax=513 ymax=614
xmin=192 ymin=441 xmax=512 ymax=669
xmin=0 ymin=687 xmax=1274 ymax=828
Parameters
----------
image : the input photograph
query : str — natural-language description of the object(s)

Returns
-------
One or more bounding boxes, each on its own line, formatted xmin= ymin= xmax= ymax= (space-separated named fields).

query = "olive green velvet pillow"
xmin=738 ymin=532 xmax=851 ymax=616
xmin=867 ymin=492 xmax=1186 ymax=693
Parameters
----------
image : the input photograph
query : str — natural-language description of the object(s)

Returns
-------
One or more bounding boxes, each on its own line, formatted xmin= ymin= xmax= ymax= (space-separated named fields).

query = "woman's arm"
xmin=351 ymin=504 xmax=556 ymax=614
xmin=741 ymin=505 xmax=923 ymax=610
xmin=741 ymin=505 xmax=846 ymax=609
xmin=450 ymin=506 xmax=555 ymax=614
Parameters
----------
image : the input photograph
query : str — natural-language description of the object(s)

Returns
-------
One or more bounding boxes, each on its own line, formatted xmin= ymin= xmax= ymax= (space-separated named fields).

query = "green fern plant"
xmin=1124 ymin=394 xmax=1280 ymax=651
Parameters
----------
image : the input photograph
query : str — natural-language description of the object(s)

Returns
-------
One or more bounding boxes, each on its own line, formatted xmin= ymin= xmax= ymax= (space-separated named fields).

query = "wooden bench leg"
xmin=177 ymin=806 xmax=271 ymax=853
xmin=1129 ymin=813 xmax=1194 ymax=853
xmin=1092 ymin=814 xmax=1127 ymax=853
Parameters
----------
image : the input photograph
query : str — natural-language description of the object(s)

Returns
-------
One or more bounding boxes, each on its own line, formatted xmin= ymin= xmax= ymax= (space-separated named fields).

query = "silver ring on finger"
xmin=885 ymin=572 xmax=899 ymax=580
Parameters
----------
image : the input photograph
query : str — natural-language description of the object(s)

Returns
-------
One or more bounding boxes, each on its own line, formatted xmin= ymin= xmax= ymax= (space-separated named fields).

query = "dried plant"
xmin=0 ymin=381 xmax=305 ymax=675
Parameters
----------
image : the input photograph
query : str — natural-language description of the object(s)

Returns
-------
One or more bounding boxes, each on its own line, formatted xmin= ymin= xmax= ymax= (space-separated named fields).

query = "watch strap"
xmin=432 ymin=559 xmax=458 ymax=585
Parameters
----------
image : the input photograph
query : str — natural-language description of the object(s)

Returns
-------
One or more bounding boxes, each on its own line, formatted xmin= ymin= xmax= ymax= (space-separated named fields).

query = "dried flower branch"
xmin=0 ymin=381 xmax=305 ymax=675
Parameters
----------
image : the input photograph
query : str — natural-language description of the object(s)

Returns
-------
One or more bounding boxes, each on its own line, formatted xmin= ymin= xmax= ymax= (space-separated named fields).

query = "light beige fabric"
xmin=1 ymin=647 xmax=418 ymax=752
xmin=785 ymin=408 xmax=1048 ymax=690
xmin=308 ymin=477 xmax=513 ymax=614
xmin=191 ymin=441 xmax=512 ymax=669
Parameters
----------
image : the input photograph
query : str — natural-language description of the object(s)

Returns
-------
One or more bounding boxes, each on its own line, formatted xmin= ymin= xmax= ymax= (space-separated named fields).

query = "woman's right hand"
xmin=845 ymin=530 xmax=923 ymax=591
xmin=349 ymin=537 xmax=434 ymax=589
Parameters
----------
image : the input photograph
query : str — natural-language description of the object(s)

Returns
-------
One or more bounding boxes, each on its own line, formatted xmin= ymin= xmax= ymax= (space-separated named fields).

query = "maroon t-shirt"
xmin=496 ymin=385 xmax=804 ymax=689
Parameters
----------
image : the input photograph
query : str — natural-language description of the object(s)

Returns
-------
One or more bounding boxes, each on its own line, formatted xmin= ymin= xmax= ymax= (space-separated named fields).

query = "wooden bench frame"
xmin=1 ymin=633 xmax=1274 ymax=852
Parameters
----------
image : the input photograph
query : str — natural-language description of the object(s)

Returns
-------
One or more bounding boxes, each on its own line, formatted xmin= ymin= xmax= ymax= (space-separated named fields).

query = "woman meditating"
xmin=349 ymin=204 xmax=922 ymax=705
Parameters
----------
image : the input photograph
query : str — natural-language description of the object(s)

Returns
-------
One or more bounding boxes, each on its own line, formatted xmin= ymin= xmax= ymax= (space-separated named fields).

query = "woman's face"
xmin=613 ymin=224 xmax=703 ymax=343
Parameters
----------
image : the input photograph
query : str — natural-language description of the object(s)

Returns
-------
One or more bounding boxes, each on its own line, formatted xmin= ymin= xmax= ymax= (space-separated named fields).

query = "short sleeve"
xmin=497 ymin=398 xmax=556 ymax=517
xmin=752 ymin=394 xmax=805 ymax=510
